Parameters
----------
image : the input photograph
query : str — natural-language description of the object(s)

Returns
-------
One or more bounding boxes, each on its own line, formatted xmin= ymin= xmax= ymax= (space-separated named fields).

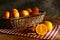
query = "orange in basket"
xmin=3 ymin=11 xmax=10 ymax=19
xmin=36 ymin=24 xmax=48 ymax=35
xmin=26 ymin=8 xmax=32 ymax=13
xmin=11 ymin=8 xmax=20 ymax=18
xmin=20 ymin=10 xmax=29 ymax=17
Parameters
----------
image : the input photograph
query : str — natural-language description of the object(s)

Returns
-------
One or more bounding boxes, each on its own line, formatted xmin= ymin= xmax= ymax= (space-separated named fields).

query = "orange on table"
xmin=44 ymin=21 xmax=53 ymax=31
xmin=36 ymin=24 xmax=48 ymax=35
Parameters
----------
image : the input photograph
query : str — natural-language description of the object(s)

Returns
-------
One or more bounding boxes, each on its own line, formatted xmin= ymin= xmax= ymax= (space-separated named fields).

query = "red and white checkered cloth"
xmin=0 ymin=25 xmax=60 ymax=40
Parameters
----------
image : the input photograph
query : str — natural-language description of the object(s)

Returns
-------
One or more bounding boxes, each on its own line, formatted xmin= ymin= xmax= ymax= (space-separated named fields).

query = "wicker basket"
xmin=1 ymin=11 xmax=46 ymax=30
xmin=11 ymin=11 xmax=46 ymax=27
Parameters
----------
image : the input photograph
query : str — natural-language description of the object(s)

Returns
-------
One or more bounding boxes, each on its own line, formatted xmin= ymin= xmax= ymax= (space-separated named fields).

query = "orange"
xmin=31 ymin=7 xmax=40 ymax=15
xmin=20 ymin=10 xmax=29 ymax=17
xmin=31 ymin=11 xmax=39 ymax=15
xmin=32 ymin=7 xmax=39 ymax=12
xmin=3 ymin=11 xmax=10 ymax=19
xmin=27 ymin=8 xmax=32 ymax=13
xmin=44 ymin=21 xmax=53 ymax=31
xmin=36 ymin=24 xmax=47 ymax=35
xmin=11 ymin=8 xmax=20 ymax=18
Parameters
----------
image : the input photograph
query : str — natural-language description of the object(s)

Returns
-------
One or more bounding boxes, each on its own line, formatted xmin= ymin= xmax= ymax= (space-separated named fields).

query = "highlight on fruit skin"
xmin=10 ymin=8 xmax=20 ymax=18
xmin=3 ymin=11 xmax=10 ymax=19
xmin=36 ymin=24 xmax=48 ymax=35
xmin=20 ymin=10 xmax=29 ymax=17
xmin=44 ymin=21 xmax=53 ymax=31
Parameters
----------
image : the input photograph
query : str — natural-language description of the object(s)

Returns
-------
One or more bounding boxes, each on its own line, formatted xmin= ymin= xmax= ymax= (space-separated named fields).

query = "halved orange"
xmin=36 ymin=24 xmax=47 ymax=35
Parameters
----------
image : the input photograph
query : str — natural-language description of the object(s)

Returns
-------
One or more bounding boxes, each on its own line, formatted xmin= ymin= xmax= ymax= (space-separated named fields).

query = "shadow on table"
xmin=0 ymin=18 xmax=12 ymax=29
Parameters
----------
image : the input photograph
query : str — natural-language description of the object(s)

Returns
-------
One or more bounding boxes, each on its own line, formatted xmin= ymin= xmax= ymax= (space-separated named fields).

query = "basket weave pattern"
xmin=10 ymin=12 xmax=46 ymax=29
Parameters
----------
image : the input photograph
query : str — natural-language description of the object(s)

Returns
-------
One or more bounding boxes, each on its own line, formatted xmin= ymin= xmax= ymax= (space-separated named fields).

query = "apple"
xmin=3 ymin=11 xmax=10 ymax=19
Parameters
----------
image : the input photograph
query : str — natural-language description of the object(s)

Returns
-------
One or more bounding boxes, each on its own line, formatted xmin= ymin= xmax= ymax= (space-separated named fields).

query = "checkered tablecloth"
xmin=0 ymin=25 xmax=60 ymax=40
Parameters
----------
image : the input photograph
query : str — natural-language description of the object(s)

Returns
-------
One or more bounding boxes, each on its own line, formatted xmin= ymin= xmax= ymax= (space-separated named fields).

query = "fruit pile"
xmin=2 ymin=7 xmax=52 ymax=36
xmin=28 ymin=21 xmax=53 ymax=35
xmin=2 ymin=7 xmax=40 ymax=19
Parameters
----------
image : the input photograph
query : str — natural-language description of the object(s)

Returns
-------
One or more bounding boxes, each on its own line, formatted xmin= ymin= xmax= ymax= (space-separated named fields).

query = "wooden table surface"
xmin=0 ymin=19 xmax=60 ymax=40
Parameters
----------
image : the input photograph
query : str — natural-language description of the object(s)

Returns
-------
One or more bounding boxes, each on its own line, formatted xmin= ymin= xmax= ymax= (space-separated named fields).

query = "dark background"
xmin=0 ymin=0 xmax=60 ymax=19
